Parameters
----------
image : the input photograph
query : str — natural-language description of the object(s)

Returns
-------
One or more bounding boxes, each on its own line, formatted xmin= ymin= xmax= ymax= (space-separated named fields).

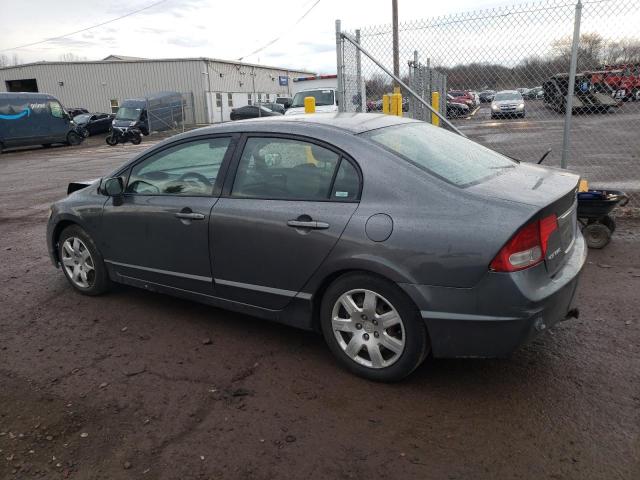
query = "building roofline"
xmin=0 ymin=57 xmax=316 ymax=74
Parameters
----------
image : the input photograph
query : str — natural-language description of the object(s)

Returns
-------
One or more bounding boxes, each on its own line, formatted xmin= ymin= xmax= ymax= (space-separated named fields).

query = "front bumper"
xmin=400 ymin=233 xmax=587 ymax=358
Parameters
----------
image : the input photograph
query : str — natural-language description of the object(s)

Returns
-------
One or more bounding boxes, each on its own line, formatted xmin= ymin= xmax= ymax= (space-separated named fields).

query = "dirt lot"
xmin=1 ymin=135 xmax=639 ymax=479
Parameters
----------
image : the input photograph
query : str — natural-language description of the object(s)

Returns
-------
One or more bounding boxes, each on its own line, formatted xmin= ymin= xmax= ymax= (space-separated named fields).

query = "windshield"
xmin=291 ymin=89 xmax=335 ymax=107
xmin=73 ymin=114 xmax=91 ymax=123
xmin=362 ymin=123 xmax=515 ymax=187
xmin=115 ymin=107 xmax=142 ymax=121
xmin=494 ymin=92 xmax=523 ymax=101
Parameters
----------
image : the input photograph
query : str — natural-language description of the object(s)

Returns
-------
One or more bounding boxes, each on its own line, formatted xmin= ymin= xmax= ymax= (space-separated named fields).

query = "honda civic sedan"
xmin=47 ymin=113 xmax=586 ymax=381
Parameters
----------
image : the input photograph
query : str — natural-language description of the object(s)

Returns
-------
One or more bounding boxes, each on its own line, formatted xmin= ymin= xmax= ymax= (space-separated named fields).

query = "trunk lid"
xmin=469 ymin=162 xmax=580 ymax=276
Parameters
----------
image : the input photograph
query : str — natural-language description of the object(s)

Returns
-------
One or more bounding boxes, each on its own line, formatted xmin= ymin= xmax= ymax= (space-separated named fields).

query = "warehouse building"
xmin=0 ymin=57 xmax=314 ymax=124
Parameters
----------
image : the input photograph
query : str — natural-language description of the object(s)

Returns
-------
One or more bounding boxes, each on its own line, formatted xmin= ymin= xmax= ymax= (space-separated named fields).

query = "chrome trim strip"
xmin=215 ymin=278 xmax=299 ymax=298
xmin=421 ymin=310 xmax=524 ymax=322
xmin=104 ymin=260 xmax=212 ymax=282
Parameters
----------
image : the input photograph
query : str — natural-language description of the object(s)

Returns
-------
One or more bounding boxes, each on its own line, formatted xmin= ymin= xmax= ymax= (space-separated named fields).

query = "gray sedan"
xmin=47 ymin=113 xmax=586 ymax=381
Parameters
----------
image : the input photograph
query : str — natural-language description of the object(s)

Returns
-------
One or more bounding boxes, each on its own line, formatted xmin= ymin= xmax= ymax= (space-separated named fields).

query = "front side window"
xmin=126 ymin=138 xmax=231 ymax=196
xmin=362 ymin=123 xmax=515 ymax=187
xmin=232 ymin=137 xmax=340 ymax=200
xmin=49 ymin=101 xmax=64 ymax=118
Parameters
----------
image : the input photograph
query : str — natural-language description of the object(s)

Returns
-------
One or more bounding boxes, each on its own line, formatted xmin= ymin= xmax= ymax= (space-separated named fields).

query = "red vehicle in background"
xmin=588 ymin=64 xmax=640 ymax=101
xmin=448 ymin=90 xmax=477 ymax=108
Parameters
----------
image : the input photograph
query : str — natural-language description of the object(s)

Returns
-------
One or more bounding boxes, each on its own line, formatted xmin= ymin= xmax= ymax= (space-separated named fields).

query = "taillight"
xmin=490 ymin=214 xmax=558 ymax=272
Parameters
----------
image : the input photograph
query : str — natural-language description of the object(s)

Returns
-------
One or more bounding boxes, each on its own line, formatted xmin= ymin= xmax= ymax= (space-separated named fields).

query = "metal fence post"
xmin=561 ymin=0 xmax=583 ymax=169
xmin=355 ymin=29 xmax=363 ymax=112
xmin=335 ymin=19 xmax=345 ymax=112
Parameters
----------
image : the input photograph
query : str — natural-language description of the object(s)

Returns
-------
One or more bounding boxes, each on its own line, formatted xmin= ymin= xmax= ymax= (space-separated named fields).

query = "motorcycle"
xmin=106 ymin=125 xmax=142 ymax=146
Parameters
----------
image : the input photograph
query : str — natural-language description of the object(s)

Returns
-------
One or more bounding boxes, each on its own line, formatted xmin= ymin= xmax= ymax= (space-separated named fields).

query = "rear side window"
xmin=332 ymin=160 xmax=360 ymax=200
xmin=232 ymin=137 xmax=340 ymax=200
xmin=362 ymin=123 xmax=515 ymax=187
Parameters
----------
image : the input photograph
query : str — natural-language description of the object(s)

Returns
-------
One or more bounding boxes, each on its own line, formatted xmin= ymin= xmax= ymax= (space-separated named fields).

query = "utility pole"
xmin=392 ymin=0 xmax=399 ymax=88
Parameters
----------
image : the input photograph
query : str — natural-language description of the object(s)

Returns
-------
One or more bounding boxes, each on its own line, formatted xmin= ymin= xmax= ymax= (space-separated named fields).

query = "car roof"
xmin=182 ymin=113 xmax=418 ymax=136
xmin=495 ymin=90 xmax=520 ymax=94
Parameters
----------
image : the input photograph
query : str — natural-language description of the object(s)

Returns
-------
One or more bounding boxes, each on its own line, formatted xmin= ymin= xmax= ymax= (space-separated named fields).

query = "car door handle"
xmin=287 ymin=220 xmax=330 ymax=230
xmin=175 ymin=212 xmax=205 ymax=220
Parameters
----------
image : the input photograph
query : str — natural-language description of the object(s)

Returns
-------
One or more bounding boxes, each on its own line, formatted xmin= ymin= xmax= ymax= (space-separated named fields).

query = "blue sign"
xmin=278 ymin=76 xmax=289 ymax=86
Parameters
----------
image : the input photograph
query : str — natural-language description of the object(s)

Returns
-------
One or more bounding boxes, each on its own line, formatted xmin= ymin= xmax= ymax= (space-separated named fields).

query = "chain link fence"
xmin=147 ymin=92 xmax=196 ymax=134
xmin=338 ymin=0 xmax=640 ymax=203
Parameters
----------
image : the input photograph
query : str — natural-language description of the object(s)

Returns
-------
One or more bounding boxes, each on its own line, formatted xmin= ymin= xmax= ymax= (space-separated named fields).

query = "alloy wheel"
xmin=331 ymin=289 xmax=406 ymax=369
xmin=61 ymin=237 xmax=95 ymax=288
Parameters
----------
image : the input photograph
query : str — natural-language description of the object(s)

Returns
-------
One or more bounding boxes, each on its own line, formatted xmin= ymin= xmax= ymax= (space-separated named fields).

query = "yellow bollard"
xmin=382 ymin=94 xmax=390 ymax=114
xmin=391 ymin=92 xmax=403 ymax=117
xmin=304 ymin=96 xmax=316 ymax=113
xmin=431 ymin=92 xmax=440 ymax=126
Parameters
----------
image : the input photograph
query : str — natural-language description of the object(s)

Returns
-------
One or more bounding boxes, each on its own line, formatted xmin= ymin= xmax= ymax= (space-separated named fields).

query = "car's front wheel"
xmin=58 ymin=225 xmax=111 ymax=295
xmin=320 ymin=273 xmax=429 ymax=382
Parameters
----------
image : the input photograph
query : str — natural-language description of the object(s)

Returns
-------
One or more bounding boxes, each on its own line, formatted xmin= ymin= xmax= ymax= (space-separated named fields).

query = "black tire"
xmin=106 ymin=134 xmax=118 ymax=146
xmin=583 ymin=223 xmax=611 ymax=249
xmin=66 ymin=131 xmax=82 ymax=146
xmin=600 ymin=215 xmax=616 ymax=233
xmin=80 ymin=127 xmax=90 ymax=138
xmin=58 ymin=225 xmax=111 ymax=295
xmin=320 ymin=273 xmax=429 ymax=382
xmin=42 ymin=143 xmax=52 ymax=148
xmin=130 ymin=132 xmax=142 ymax=145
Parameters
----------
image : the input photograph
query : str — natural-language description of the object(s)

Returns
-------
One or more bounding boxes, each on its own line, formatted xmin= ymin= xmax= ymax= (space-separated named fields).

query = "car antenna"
xmin=537 ymin=148 xmax=552 ymax=164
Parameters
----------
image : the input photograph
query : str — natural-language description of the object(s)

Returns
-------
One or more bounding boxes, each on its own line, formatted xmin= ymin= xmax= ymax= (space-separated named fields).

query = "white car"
xmin=491 ymin=90 xmax=526 ymax=118
xmin=285 ymin=88 xmax=339 ymax=115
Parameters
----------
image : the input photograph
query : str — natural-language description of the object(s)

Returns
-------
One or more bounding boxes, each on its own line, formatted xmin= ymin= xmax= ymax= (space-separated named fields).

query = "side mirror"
xmin=104 ymin=177 xmax=124 ymax=196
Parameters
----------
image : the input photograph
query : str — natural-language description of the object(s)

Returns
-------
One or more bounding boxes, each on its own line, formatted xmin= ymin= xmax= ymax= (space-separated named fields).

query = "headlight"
xmin=517 ymin=103 xmax=525 ymax=110
xmin=491 ymin=104 xmax=499 ymax=110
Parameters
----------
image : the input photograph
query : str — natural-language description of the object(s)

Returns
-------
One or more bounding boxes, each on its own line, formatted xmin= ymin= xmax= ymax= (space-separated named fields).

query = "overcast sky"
xmin=1 ymin=0 xmax=638 ymax=73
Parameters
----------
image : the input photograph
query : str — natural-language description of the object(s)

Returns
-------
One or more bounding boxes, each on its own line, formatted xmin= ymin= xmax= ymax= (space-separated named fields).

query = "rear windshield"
xmin=362 ymin=123 xmax=515 ymax=187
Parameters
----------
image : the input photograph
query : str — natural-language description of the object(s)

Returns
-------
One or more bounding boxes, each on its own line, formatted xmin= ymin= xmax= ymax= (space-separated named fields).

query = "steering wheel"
xmin=128 ymin=180 xmax=160 ymax=194
xmin=177 ymin=172 xmax=212 ymax=187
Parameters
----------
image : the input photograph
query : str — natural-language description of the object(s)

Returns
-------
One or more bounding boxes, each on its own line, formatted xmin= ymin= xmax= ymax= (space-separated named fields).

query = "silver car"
xmin=491 ymin=90 xmax=526 ymax=118
xmin=47 ymin=114 xmax=585 ymax=381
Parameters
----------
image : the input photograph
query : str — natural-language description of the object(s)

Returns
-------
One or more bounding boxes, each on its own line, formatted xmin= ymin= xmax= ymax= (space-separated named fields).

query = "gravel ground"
xmin=1 ymin=134 xmax=639 ymax=479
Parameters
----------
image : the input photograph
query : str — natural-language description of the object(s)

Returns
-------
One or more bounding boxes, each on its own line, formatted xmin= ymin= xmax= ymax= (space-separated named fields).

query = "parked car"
xmin=468 ymin=91 xmax=481 ymax=105
xmin=491 ymin=90 xmax=526 ymax=118
xmin=448 ymin=90 xmax=475 ymax=108
xmin=516 ymin=88 xmax=530 ymax=96
xmin=258 ymin=102 xmax=286 ymax=114
xmin=446 ymin=94 xmax=470 ymax=117
xmin=230 ymin=105 xmax=283 ymax=120
xmin=47 ymin=113 xmax=585 ymax=382
xmin=479 ymin=90 xmax=496 ymax=102
xmin=525 ymin=86 xmax=544 ymax=99
xmin=0 ymin=92 xmax=85 ymax=152
xmin=275 ymin=96 xmax=293 ymax=109
xmin=73 ymin=113 xmax=114 ymax=136
xmin=66 ymin=107 xmax=89 ymax=118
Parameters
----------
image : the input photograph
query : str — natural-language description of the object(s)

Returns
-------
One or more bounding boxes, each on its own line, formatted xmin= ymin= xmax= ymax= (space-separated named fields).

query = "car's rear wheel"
xmin=58 ymin=225 xmax=110 ymax=295
xmin=320 ymin=273 xmax=429 ymax=382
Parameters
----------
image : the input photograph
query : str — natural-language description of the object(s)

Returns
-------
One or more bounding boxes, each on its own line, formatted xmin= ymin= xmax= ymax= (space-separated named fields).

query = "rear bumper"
xmin=399 ymin=233 xmax=587 ymax=358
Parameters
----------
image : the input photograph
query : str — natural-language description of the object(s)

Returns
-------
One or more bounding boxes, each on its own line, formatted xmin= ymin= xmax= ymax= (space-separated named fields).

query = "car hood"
xmin=492 ymin=99 xmax=523 ymax=106
xmin=468 ymin=161 xmax=579 ymax=208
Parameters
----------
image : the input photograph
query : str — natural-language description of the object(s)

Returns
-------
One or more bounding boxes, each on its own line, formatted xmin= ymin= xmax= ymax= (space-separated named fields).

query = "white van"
xmin=285 ymin=75 xmax=338 ymax=115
